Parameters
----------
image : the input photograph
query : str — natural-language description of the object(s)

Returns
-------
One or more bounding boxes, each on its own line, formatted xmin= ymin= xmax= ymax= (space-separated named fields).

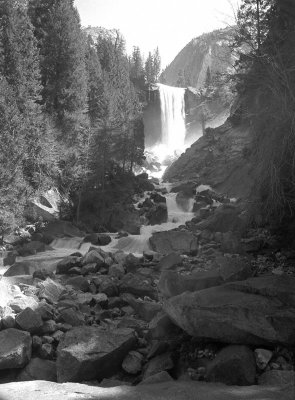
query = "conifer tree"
xmin=85 ymin=35 xmax=103 ymax=125
xmin=30 ymin=0 xmax=88 ymax=138
xmin=0 ymin=0 xmax=56 ymax=196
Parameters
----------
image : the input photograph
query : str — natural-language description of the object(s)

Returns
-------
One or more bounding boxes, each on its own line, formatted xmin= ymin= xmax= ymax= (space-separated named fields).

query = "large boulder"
xmin=119 ymin=273 xmax=157 ymax=300
xmin=206 ymin=345 xmax=256 ymax=386
xmin=56 ymin=256 xmax=82 ymax=274
xmin=164 ymin=276 xmax=295 ymax=346
xmin=4 ymin=261 xmax=42 ymax=277
xmin=17 ymin=241 xmax=50 ymax=257
xmin=158 ymin=256 xmax=253 ymax=298
xmin=56 ymin=326 xmax=137 ymax=382
xmin=15 ymin=307 xmax=43 ymax=333
xmin=83 ymin=233 xmax=111 ymax=246
xmin=38 ymin=278 xmax=66 ymax=304
xmin=17 ymin=358 xmax=57 ymax=382
xmin=40 ymin=221 xmax=84 ymax=238
xmin=150 ymin=231 xmax=198 ymax=254
xmin=0 ymin=329 xmax=32 ymax=369
xmin=158 ymin=270 xmax=223 ymax=298
xmin=146 ymin=203 xmax=168 ymax=225
xmin=195 ymin=204 xmax=248 ymax=234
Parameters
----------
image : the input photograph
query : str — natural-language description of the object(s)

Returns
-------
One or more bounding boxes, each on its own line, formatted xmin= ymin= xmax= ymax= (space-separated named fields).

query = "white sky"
xmin=74 ymin=0 xmax=241 ymax=67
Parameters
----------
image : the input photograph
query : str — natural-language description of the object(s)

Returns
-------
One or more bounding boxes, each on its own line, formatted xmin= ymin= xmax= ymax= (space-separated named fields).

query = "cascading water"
xmin=148 ymin=84 xmax=186 ymax=166
xmin=109 ymin=190 xmax=195 ymax=256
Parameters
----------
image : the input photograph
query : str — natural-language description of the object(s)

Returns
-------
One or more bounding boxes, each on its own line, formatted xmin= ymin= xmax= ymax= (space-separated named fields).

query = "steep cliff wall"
xmin=161 ymin=27 xmax=234 ymax=88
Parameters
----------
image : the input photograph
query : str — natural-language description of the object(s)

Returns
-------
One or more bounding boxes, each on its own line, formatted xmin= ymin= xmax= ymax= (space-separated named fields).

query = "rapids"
xmin=104 ymin=190 xmax=195 ymax=256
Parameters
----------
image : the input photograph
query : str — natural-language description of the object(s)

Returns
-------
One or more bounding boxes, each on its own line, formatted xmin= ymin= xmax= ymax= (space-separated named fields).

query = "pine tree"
xmin=152 ymin=47 xmax=161 ymax=82
xmin=0 ymin=0 xmax=56 ymax=196
xmin=145 ymin=52 xmax=154 ymax=84
xmin=31 ymin=0 xmax=88 ymax=138
xmin=85 ymin=35 xmax=103 ymax=124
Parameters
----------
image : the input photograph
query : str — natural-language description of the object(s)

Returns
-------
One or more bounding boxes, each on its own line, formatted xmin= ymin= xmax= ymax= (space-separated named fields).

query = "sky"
xmin=74 ymin=0 xmax=241 ymax=68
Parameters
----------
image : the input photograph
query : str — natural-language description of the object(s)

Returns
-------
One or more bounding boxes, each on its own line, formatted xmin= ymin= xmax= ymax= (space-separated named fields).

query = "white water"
xmin=107 ymin=192 xmax=195 ymax=256
xmin=147 ymin=84 xmax=187 ymax=165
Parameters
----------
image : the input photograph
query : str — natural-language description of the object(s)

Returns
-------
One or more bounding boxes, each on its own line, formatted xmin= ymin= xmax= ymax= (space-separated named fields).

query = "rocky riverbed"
xmin=0 ymin=183 xmax=294 ymax=399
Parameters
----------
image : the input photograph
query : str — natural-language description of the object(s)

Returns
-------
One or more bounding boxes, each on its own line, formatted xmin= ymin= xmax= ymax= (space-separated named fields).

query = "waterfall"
xmin=158 ymin=83 xmax=186 ymax=151
xmin=147 ymin=84 xmax=186 ymax=165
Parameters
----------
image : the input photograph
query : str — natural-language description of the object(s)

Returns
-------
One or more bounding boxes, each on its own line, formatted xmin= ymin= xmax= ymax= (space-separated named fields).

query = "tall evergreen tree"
xmin=145 ymin=52 xmax=154 ymax=84
xmin=85 ymin=35 xmax=103 ymax=125
xmin=30 ymin=0 xmax=88 ymax=138
xmin=0 ymin=0 xmax=56 ymax=192
xmin=152 ymin=47 xmax=161 ymax=82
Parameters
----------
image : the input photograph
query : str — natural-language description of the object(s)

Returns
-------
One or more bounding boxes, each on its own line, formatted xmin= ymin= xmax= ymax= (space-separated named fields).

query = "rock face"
xmin=161 ymin=27 xmax=233 ymax=89
xmin=164 ymin=121 xmax=253 ymax=199
xmin=0 ymin=329 xmax=32 ymax=369
xmin=150 ymin=231 xmax=198 ymax=254
xmin=56 ymin=326 xmax=137 ymax=382
xmin=164 ymin=276 xmax=295 ymax=346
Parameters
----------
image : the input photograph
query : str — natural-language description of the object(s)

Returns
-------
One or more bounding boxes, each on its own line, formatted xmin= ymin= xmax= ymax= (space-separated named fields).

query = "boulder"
xmin=150 ymin=231 xmax=198 ymax=255
xmin=146 ymin=203 xmax=168 ymax=225
xmin=171 ymin=181 xmax=197 ymax=196
xmin=140 ymin=371 xmax=173 ymax=385
xmin=143 ymin=353 xmax=174 ymax=379
xmin=65 ymin=276 xmax=89 ymax=292
xmin=125 ymin=297 xmax=162 ymax=321
xmin=148 ymin=312 xmax=180 ymax=339
xmin=56 ymin=326 xmax=136 ymax=382
xmin=194 ymin=204 xmax=248 ymax=234
xmin=254 ymin=349 xmax=273 ymax=370
xmin=59 ymin=308 xmax=85 ymax=327
xmin=15 ymin=307 xmax=43 ymax=333
xmin=258 ymin=370 xmax=295 ymax=386
xmin=17 ymin=358 xmax=57 ymax=382
xmin=206 ymin=345 xmax=256 ymax=386
xmin=4 ymin=261 xmax=41 ymax=277
xmin=119 ymin=273 xmax=157 ymax=300
xmin=40 ymin=221 xmax=84 ymax=238
xmin=56 ymin=256 xmax=82 ymax=274
xmin=109 ymin=264 xmax=125 ymax=278
xmin=8 ymin=295 xmax=39 ymax=313
xmin=108 ymin=207 xmax=141 ymax=235
xmin=82 ymin=250 xmax=105 ymax=267
xmin=158 ymin=270 xmax=223 ymax=298
xmin=83 ymin=233 xmax=111 ymax=246
xmin=123 ymin=253 xmax=141 ymax=273
xmin=3 ymin=251 xmax=17 ymax=266
xmin=38 ymin=278 xmax=66 ymax=304
xmin=220 ymin=232 xmax=243 ymax=254
xmin=17 ymin=241 xmax=49 ymax=257
xmin=164 ymin=276 xmax=295 ymax=346
xmin=0 ymin=329 xmax=31 ymax=369
xmin=122 ymin=351 xmax=143 ymax=374
xmin=215 ymin=256 xmax=253 ymax=282
xmin=158 ymin=253 xmax=182 ymax=270
xmin=150 ymin=192 xmax=166 ymax=203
